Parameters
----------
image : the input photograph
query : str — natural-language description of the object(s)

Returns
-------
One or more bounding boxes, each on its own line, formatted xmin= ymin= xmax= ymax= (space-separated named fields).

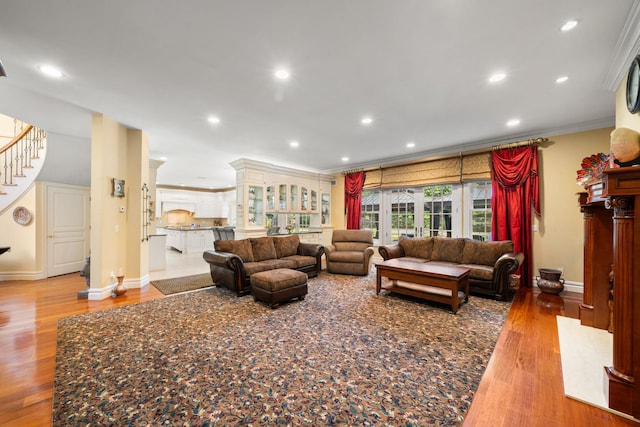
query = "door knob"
xmin=48 ymin=234 xmax=55 ymax=238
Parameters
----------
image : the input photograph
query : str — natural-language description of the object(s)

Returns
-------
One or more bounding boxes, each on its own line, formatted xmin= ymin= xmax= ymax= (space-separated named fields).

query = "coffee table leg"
xmin=376 ymin=269 xmax=381 ymax=295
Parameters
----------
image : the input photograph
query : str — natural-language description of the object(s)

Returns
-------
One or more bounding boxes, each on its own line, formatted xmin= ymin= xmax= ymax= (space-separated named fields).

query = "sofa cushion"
xmin=243 ymin=261 xmax=274 ymax=276
xmin=273 ymin=234 xmax=300 ymax=258
xmin=258 ymin=259 xmax=297 ymax=270
xmin=215 ymin=239 xmax=254 ymax=262
xmin=250 ymin=237 xmax=277 ymax=262
xmin=282 ymin=255 xmax=317 ymax=268
xmin=328 ymin=251 xmax=364 ymax=263
xmin=398 ymin=236 xmax=434 ymax=259
xmin=459 ymin=263 xmax=494 ymax=281
xmin=334 ymin=242 xmax=370 ymax=252
xmin=431 ymin=237 xmax=465 ymax=263
xmin=461 ymin=239 xmax=514 ymax=266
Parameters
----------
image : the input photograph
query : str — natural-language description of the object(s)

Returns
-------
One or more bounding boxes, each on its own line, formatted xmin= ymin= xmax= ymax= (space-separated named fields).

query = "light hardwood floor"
xmin=0 ymin=252 xmax=636 ymax=426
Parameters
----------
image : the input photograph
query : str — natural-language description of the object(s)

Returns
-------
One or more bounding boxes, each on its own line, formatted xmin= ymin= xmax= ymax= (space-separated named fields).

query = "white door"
xmin=46 ymin=183 xmax=90 ymax=277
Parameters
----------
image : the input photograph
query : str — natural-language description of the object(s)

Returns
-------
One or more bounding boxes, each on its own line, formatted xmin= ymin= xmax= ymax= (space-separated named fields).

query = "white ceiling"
xmin=0 ymin=0 xmax=639 ymax=189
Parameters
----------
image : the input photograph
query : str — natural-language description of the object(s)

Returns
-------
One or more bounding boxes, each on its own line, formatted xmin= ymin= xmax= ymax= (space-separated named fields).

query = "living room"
xmin=1 ymin=2 xmax=640 ymax=425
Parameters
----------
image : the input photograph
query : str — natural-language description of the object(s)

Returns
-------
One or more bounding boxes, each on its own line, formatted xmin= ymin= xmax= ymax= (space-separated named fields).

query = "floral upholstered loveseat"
xmin=202 ymin=234 xmax=324 ymax=296
xmin=378 ymin=236 xmax=524 ymax=301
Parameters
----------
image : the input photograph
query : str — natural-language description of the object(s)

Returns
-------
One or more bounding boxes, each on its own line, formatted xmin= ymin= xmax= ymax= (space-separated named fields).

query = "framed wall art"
xmin=112 ymin=178 xmax=125 ymax=197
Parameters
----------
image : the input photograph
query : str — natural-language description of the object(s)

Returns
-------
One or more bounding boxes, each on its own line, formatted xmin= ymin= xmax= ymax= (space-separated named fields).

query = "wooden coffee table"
xmin=376 ymin=258 xmax=470 ymax=313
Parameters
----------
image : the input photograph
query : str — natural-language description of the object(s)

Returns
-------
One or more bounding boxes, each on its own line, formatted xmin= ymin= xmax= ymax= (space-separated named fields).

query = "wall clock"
xmin=627 ymin=55 xmax=640 ymax=114
xmin=112 ymin=178 xmax=125 ymax=197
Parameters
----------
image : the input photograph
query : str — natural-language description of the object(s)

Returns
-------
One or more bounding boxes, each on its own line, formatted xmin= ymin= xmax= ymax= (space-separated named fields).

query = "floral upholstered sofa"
xmin=202 ymin=234 xmax=324 ymax=296
xmin=378 ymin=236 xmax=524 ymax=301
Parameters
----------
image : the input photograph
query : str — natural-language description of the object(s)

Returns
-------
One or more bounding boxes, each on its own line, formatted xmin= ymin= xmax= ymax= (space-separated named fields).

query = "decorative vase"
xmin=113 ymin=275 xmax=127 ymax=296
xmin=536 ymin=268 xmax=564 ymax=295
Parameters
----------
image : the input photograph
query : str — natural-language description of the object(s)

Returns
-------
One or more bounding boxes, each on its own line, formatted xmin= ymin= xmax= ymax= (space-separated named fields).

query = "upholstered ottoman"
xmin=250 ymin=268 xmax=308 ymax=308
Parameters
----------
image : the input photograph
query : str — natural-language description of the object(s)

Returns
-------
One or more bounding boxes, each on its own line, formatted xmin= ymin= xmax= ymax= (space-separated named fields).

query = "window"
xmin=361 ymin=190 xmax=381 ymax=239
xmin=361 ymin=180 xmax=492 ymax=244
xmin=469 ymin=181 xmax=492 ymax=241
xmin=422 ymin=185 xmax=453 ymax=237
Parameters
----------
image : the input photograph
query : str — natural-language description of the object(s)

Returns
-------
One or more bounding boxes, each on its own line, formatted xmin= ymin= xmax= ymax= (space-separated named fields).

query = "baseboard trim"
xmin=0 ymin=271 xmax=46 ymax=281
xmin=88 ymin=286 xmax=114 ymax=300
xmin=124 ymin=274 xmax=150 ymax=289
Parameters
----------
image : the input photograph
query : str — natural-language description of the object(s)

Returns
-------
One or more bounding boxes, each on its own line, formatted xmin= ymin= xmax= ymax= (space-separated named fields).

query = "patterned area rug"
xmin=150 ymin=273 xmax=214 ymax=295
xmin=54 ymin=271 xmax=512 ymax=426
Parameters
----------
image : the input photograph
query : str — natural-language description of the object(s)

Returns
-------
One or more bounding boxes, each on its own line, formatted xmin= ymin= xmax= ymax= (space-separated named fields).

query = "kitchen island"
xmin=163 ymin=226 xmax=215 ymax=254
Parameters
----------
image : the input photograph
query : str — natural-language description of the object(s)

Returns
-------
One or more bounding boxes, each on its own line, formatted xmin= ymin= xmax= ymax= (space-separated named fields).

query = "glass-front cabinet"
xmin=231 ymin=157 xmax=333 ymax=240
xmin=266 ymin=185 xmax=275 ymax=211
xmin=247 ymin=186 xmax=263 ymax=226
xmin=321 ymin=193 xmax=330 ymax=225
xmin=290 ymin=185 xmax=298 ymax=211
xmin=301 ymin=186 xmax=308 ymax=211
xmin=279 ymin=184 xmax=287 ymax=210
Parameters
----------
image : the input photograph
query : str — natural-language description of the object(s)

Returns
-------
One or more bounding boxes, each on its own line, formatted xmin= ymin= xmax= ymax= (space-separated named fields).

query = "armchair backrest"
xmin=331 ymin=229 xmax=373 ymax=252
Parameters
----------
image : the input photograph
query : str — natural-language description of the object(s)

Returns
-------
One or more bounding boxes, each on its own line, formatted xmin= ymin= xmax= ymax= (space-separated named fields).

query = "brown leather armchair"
xmin=325 ymin=229 xmax=374 ymax=275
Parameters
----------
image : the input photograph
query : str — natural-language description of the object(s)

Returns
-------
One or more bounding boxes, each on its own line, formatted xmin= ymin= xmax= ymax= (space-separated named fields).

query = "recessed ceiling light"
xmin=159 ymin=156 xmax=168 ymax=161
xmin=289 ymin=140 xmax=299 ymax=148
xmin=506 ymin=119 xmax=521 ymax=127
xmin=489 ymin=73 xmax=506 ymax=83
xmin=361 ymin=116 xmax=373 ymax=125
xmin=556 ymin=76 xmax=569 ymax=84
xmin=208 ymin=116 xmax=220 ymax=124
xmin=180 ymin=183 xmax=185 ymax=187
xmin=37 ymin=64 xmax=64 ymax=78
xmin=561 ymin=20 xmax=578 ymax=32
xmin=406 ymin=142 xmax=416 ymax=148
xmin=341 ymin=156 xmax=349 ymax=162
xmin=274 ymin=68 xmax=290 ymax=80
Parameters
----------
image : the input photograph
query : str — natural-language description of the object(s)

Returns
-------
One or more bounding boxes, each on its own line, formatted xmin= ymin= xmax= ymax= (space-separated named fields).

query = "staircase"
xmin=0 ymin=120 xmax=47 ymax=213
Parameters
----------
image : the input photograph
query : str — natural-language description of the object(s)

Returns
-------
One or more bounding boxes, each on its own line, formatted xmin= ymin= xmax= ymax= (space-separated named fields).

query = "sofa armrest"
xmin=324 ymin=244 xmax=336 ymax=255
xmin=492 ymin=251 xmax=525 ymax=299
xmin=378 ymin=243 xmax=404 ymax=260
xmin=297 ymin=242 xmax=325 ymax=258
xmin=203 ymin=250 xmax=243 ymax=271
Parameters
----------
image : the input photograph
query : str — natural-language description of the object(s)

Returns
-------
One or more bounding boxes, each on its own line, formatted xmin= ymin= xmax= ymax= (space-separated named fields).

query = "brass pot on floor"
xmin=536 ymin=268 xmax=564 ymax=295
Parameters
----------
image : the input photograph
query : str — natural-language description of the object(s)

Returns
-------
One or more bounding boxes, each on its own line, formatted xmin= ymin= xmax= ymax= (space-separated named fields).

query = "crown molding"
xmin=321 ymin=117 xmax=615 ymax=174
xmin=603 ymin=0 xmax=640 ymax=91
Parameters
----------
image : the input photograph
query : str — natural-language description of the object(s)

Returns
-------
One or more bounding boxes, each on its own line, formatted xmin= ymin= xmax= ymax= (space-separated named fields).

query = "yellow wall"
xmin=0 ymin=184 xmax=41 ymax=278
xmin=331 ymin=174 xmax=346 ymax=230
xmin=532 ymin=128 xmax=612 ymax=285
xmin=90 ymin=115 xmax=149 ymax=298
xmin=616 ymin=73 xmax=640 ymax=130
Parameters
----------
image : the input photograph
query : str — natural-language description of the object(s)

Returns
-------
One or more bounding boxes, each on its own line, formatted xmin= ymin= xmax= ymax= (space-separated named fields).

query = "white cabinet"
xmin=230 ymin=158 xmax=333 ymax=239
xmin=165 ymin=228 xmax=214 ymax=254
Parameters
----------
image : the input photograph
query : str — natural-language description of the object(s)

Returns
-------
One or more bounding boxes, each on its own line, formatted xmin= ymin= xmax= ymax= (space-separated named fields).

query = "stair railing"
xmin=0 ymin=120 xmax=46 ymax=195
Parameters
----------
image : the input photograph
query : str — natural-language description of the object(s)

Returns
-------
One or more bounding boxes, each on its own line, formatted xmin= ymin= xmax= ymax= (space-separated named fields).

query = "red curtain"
xmin=491 ymin=145 xmax=540 ymax=289
xmin=344 ymin=171 xmax=365 ymax=229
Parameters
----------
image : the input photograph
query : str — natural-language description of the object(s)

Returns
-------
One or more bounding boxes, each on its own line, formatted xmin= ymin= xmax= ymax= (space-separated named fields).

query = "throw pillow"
xmin=398 ymin=236 xmax=434 ymax=259
xmin=431 ymin=237 xmax=465 ymax=263
xmin=214 ymin=239 xmax=254 ymax=263
xmin=250 ymin=237 xmax=277 ymax=261
xmin=274 ymin=234 xmax=300 ymax=258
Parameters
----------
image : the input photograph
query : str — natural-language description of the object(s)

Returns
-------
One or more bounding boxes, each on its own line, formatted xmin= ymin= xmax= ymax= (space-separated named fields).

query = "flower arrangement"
xmin=285 ymin=224 xmax=295 ymax=234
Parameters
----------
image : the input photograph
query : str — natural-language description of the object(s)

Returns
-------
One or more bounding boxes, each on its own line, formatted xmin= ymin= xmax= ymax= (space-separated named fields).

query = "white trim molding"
xmin=603 ymin=0 xmax=640 ymax=91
